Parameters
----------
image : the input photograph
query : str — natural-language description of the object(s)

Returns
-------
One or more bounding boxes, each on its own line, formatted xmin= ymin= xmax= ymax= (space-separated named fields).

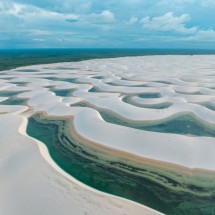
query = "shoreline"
xmin=21 ymin=114 xmax=162 ymax=214
xmin=30 ymin=111 xmax=215 ymax=194
xmin=1 ymin=53 xmax=215 ymax=72
xmin=2 ymin=55 xmax=215 ymax=214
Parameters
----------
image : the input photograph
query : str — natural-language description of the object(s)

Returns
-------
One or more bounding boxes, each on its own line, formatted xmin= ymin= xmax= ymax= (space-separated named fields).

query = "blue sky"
xmin=1 ymin=0 xmax=215 ymax=49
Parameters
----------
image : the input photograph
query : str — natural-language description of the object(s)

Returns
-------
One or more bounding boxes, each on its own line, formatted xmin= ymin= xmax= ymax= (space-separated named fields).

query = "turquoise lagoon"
xmin=27 ymin=113 xmax=215 ymax=215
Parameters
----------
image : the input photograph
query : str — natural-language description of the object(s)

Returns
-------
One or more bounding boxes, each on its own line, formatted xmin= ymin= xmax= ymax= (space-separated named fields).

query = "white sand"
xmin=1 ymin=55 xmax=215 ymax=214
xmin=0 ymin=113 xmax=160 ymax=215
xmin=9 ymin=55 xmax=215 ymax=170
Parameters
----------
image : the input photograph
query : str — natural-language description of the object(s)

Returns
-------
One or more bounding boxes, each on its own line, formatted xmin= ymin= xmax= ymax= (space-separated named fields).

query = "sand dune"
xmin=1 ymin=55 xmax=215 ymax=214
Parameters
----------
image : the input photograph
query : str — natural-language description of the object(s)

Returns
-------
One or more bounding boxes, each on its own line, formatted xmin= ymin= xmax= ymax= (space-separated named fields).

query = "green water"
xmin=52 ymin=89 xmax=75 ymax=97
xmin=45 ymin=77 xmax=60 ymax=81
xmin=122 ymin=95 xmax=172 ymax=109
xmin=61 ymin=78 xmax=77 ymax=83
xmin=0 ymin=96 xmax=27 ymax=105
xmin=15 ymin=69 xmax=39 ymax=72
xmin=10 ymin=82 xmax=28 ymax=86
xmin=154 ymin=81 xmax=173 ymax=85
xmin=50 ymin=67 xmax=77 ymax=70
xmin=92 ymin=76 xmax=105 ymax=79
xmin=89 ymin=87 xmax=100 ymax=92
xmin=0 ymin=91 xmax=26 ymax=97
xmin=201 ymin=103 xmax=215 ymax=111
xmin=72 ymin=102 xmax=215 ymax=137
xmin=100 ymin=111 xmax=215 ymax=137
xmin=26 ymin=114 xmax=215 ymax=215
xmin=2 ymin=48 xmax=215 ymax=214
xmin=138 ymin=93 xmax=161 ymax=98
xmin=107 ymin=82 xmax=147 ymax=87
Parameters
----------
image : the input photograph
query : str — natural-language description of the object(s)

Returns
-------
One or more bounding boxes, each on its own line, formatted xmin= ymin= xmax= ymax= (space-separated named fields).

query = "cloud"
xmin=179 ymin=29 xmax=215 ymax=42
xmin=90 ymin=10 xmax=115 ymax=23
xmin=196 ymin=29 xmax=215 ymax=41
xmin=140 ymin=12 xmax=197 ymax=34
xmin=0 ymin=1 xmax=79 ymax=27
xmin=0 ymin=2 xmax=115 ymax=26
xmin=128 ymin=16 xmax=138 ymax=25
xmin=0 ymin=2 xmax=117 ymax=47
xmin=1 ymin=0 xmax=215 ymax=48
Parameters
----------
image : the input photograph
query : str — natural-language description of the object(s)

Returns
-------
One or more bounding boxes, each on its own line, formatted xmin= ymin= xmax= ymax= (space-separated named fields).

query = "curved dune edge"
xmin=1 ymin=55 xmax=215 ymax=214
xmin=1 ymin=56 xmax=215 ymax=172
xmin=27 ymin=107 xmax=215 ymax=172
xmin=19 ymin=115 xmax=162 ymax=215
xmin=71 ymin=116 xmax=215 ymax=176
xmin=70 ymin=108 xmax=215 ymax=171
xmin=29 ymin=111 xmax=215 ymax=193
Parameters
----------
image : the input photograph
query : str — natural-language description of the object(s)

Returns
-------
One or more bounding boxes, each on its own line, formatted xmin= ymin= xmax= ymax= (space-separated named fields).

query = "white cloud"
xmin=0 ymin=2 xmax=115 ymax=25
xmin=1 ymin=0 xmax=215 ymax=48
xmin=90 ymin=10 xmax=115 ymax=23
xmin=196 ymin=29 xmax=215 ymax=40
xmin=0 ymin=1 xmax=116 ymax=38
xmin=0 ymin=2 xmax=79 ymax=23
xmin=179 ymin=29 xmax=215 ymax=42
xmin=140 ymin=12 xmax=197 ymax=34
xmin=128 ymin=16 xmax=138 ymax=25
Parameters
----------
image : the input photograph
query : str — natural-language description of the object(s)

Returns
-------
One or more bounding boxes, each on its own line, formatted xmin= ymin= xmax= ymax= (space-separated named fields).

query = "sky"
xmin=0 ymin=0 xmax=215 ymax=49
